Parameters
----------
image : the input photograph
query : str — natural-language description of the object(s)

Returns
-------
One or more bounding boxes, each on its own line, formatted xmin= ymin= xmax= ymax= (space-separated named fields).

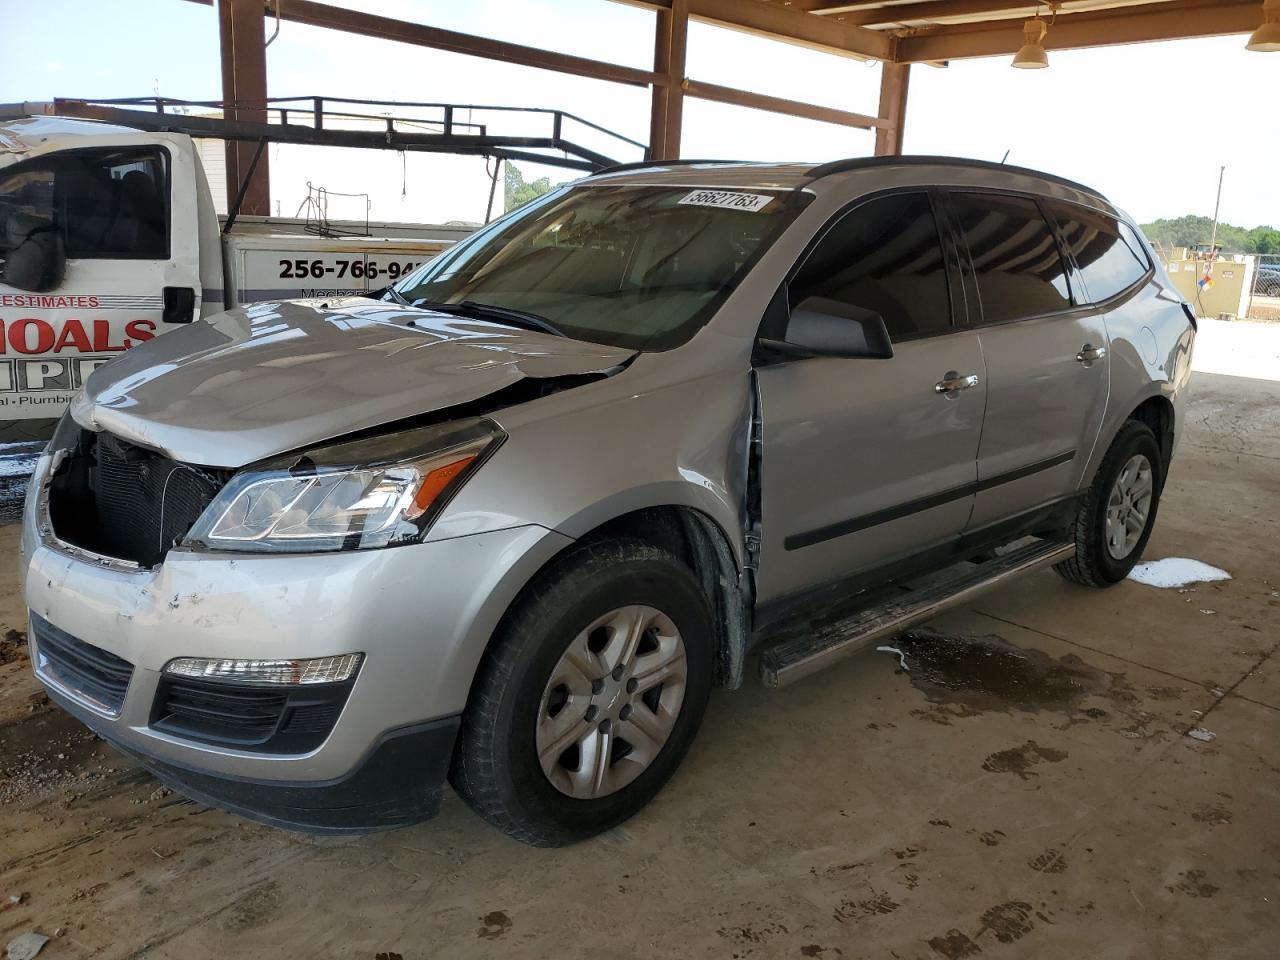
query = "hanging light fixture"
xmin=1247 ymin=0 xmax=1280 ymax=51
xmin=1012 ymin=18 xmax=1049 ymax=68
xmin=1012 ymin=4 xmax=1057 ymax=69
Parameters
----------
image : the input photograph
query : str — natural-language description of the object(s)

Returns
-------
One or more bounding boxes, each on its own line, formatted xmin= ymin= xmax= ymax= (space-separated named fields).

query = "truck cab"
xmin=0 ymin=117 xmax=213 ymax=439
xmin=0 ymin=114 xmax=470 ymax=449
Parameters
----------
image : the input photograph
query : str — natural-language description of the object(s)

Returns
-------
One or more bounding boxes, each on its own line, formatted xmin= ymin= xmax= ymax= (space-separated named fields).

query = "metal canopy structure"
xmin=186 ymin=0 xmax=1265 ymax=215
xmin=777 ymin=1 xmax=1264 ymax=63
xmin=9 ymin=96 xmax=640 ymax=173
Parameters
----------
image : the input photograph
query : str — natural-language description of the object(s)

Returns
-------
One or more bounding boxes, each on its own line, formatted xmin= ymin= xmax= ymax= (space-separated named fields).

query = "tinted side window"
xmin=790 ymin=192 xmax=951 ymax=341
xmin=1047 ymin=202 xmax=1150 ymax=303
xmin=950 ymin=192 xmax=1071 ymax=324
xmin=0 ymin=149 xmax=168 ymax=261
xmin=0 ymin=166 xmax=55 ymax=262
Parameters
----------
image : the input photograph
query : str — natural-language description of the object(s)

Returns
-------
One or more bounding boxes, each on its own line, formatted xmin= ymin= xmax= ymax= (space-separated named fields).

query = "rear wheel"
xmin=1056 ymin=420 xmax=1164 ymax=587
xmin=451 ymin=538 xmax=713 ymax=846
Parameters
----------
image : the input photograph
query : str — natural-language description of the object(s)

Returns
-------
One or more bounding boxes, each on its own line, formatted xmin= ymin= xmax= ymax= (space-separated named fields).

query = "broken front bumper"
xmin=20 ymin=457 xmax=573 ymax=832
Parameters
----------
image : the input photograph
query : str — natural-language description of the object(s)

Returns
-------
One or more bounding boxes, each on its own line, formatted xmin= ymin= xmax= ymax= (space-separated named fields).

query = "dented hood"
xmin=71 ymin=298 xmax=634 ymax=467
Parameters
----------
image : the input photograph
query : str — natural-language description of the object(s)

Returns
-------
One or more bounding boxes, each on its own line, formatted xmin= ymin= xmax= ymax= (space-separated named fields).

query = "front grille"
xmin=31 ymin=613 xmax=134 ymax=716
xmin=151 ymin=676 xmax=355 ymax=754
xmin=47 ymin=429 xmax=229 ymax=568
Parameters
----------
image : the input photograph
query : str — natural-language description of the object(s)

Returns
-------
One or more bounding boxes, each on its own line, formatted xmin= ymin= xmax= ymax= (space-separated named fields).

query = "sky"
xmin=1 ymin=0 xmax=1276 ymax=228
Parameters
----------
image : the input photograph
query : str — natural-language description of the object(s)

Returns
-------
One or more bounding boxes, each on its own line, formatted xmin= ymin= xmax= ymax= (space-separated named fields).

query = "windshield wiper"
xmin=380 ymin=285 xmax=414 ymax=308
xmin=412 ymin=299 xmax=569 ymax=339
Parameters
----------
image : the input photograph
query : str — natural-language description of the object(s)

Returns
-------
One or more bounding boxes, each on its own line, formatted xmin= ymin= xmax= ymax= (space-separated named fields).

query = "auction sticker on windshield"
xmin=678 ymin=190 xmax=774 ymax=212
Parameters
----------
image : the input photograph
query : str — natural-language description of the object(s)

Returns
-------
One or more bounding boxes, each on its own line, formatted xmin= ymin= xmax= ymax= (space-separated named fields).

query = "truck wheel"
xmin=1055 ymin=420 xmax=1164 ymax=588
xmin=451 ymin=538 xmax=713 ymax=846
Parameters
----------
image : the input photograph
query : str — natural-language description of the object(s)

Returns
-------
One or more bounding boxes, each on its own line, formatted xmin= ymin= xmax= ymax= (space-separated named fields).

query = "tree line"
xmin=1140 ymin=215 xmax=1280 ymax=255
xmin=505 ymin=164 xmax=562 ymax=212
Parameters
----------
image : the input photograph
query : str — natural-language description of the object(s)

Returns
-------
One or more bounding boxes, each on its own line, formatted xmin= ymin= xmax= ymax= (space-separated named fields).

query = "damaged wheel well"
xmin=575 ymin=507 xmax=750 ymax=688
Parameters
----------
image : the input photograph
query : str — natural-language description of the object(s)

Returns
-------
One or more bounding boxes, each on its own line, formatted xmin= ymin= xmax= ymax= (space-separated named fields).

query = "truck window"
xmin=0 ymin=148 xmax=168 ymax=262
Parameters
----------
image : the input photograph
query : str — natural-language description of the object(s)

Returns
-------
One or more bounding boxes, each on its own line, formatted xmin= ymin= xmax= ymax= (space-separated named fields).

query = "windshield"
xmin=393 ymin=184 xmax=809 ymax=351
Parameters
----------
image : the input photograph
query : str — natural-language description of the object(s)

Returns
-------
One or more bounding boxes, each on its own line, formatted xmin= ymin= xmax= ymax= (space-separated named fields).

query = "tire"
xmin=450 ymin=538 xmax=714 ymax=846
xmin=1055 ymin=420 xmax=1164 ymax=588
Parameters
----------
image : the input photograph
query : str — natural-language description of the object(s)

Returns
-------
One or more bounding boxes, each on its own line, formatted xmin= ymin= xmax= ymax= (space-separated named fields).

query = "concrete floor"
xmin=1 ymin=321 xmax=1277 ymax=959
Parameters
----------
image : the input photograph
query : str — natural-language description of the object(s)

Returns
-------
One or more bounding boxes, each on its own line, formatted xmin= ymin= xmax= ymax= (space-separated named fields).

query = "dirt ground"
xmin=1246 ymin=294 xmax=1280 ymax=322
xmin=1 ymin=323 xmax=1277 ymax=959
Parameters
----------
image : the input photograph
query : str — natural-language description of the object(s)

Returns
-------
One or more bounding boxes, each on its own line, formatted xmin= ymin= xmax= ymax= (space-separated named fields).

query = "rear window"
xmin=1047 ymin=202 xmax=1151 ymax=303
xmin=950 ymin=192 xmax=1072 ymax=324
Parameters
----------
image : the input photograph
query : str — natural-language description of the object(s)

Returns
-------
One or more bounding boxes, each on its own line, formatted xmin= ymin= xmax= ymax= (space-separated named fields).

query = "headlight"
xmin=186 ymin=417 xmax=503 ymax=553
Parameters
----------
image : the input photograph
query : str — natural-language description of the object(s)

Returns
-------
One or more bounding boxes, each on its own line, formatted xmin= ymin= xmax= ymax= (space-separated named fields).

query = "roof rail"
xmin=592 ymin=158 xmax=740 ymax=176
xmin=807 ymin=155 xmax=1104 ymax=200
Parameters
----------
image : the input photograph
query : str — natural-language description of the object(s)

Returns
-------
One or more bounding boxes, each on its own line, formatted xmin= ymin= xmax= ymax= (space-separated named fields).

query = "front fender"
xmin=431 ymin=360 xmax=752 ymax=570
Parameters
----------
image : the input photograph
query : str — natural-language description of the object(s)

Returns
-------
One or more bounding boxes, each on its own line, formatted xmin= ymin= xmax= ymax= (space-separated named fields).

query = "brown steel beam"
xmin=803 ymin=0 xmax=1039 ymax=19
xmin=772 ymin=2 xmax=884 ymax=14
xmin=243 ymin=0 xmax=887 ymax=154
xmin=691 ymin=0 xmax=893 ymax=59
xmin=897 ymin=0 xmax=1261 ymax=61
xmin=649 ymin=0 xmax=690 ymax=160
xmin=683 ymin=79 xmax=884 ymax=129
xmin=873 ymin=62 xmax=910 ymax=155
xmin=831 ymin=1 xmax=1049 ymax=25
xmin=626 ymin=0 xmax=893 ymax=59
xmin=261 ymin=0 xmax=662 ymax=87
xmin=219 ymin=0 xmax=270 ymax=216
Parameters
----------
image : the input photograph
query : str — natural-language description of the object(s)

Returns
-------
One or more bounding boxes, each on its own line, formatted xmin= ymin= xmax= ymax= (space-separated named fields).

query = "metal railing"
xmin=4 ymin=96 xmax=646 ymax=173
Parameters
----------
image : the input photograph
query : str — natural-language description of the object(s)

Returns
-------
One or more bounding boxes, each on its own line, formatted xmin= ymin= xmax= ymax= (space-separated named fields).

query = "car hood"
xmin=71 ymin=297 xmax=634 ymax=467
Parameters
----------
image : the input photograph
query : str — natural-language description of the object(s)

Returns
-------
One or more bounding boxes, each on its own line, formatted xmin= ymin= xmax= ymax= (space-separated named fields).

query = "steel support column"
xmin=219 ymin=0 xmax=270 ymax=215
xmin=874 ymin=61 xmax=910 ymax=157
xmin=649 ymin=0 xmax=689 ymax=161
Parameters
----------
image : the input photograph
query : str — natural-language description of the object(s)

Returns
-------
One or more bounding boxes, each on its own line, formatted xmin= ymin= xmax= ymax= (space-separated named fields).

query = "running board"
xmin=758 ymin=539 xmax=1075 ymax=689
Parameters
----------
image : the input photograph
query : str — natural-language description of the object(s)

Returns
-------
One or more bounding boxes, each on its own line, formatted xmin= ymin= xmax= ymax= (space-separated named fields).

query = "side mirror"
xmin=761 ymin=296 xmax=894 ymax=360
xmin=3 ymin=212 xmax=66 ymax=292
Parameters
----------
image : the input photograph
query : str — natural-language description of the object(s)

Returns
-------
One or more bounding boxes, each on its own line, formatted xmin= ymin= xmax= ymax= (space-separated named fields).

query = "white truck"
xmin=0 ymin=114 xmax=474 ymax=446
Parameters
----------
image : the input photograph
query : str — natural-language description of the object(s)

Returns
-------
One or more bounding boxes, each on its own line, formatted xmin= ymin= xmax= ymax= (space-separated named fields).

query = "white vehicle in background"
xmin=0 ymin=111 xmax=477 ymax=448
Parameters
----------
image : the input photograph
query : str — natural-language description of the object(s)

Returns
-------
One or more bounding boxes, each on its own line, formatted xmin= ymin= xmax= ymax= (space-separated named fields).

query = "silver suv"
xmin=22 ymin=157 xmax=1195 ymax=845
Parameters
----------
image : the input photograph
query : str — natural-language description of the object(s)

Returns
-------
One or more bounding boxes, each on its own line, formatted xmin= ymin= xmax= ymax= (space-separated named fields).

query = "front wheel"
xmin=451 ymin=538 xmax=713 ymax=846
xmin=1056 ymin=420 xmax=1164 ymax=587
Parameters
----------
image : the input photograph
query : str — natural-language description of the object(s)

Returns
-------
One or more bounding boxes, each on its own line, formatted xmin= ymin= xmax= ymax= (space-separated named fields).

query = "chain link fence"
xmin=1248 ymin=253 xmax=1280 ymax=321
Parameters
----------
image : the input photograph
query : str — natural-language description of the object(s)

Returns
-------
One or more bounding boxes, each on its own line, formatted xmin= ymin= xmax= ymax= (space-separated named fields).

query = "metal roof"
xmin=747 ymin=0 xmax=1263 ymax=62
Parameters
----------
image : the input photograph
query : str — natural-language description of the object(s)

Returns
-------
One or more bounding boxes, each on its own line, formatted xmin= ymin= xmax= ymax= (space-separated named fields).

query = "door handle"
xmin=162 ymin=286 xmax=197 ymax=324
xmin=1076 ymin=343 xmax=1107 ymax=363
xmin=934 ymin=372 xmax=980 ymax=395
